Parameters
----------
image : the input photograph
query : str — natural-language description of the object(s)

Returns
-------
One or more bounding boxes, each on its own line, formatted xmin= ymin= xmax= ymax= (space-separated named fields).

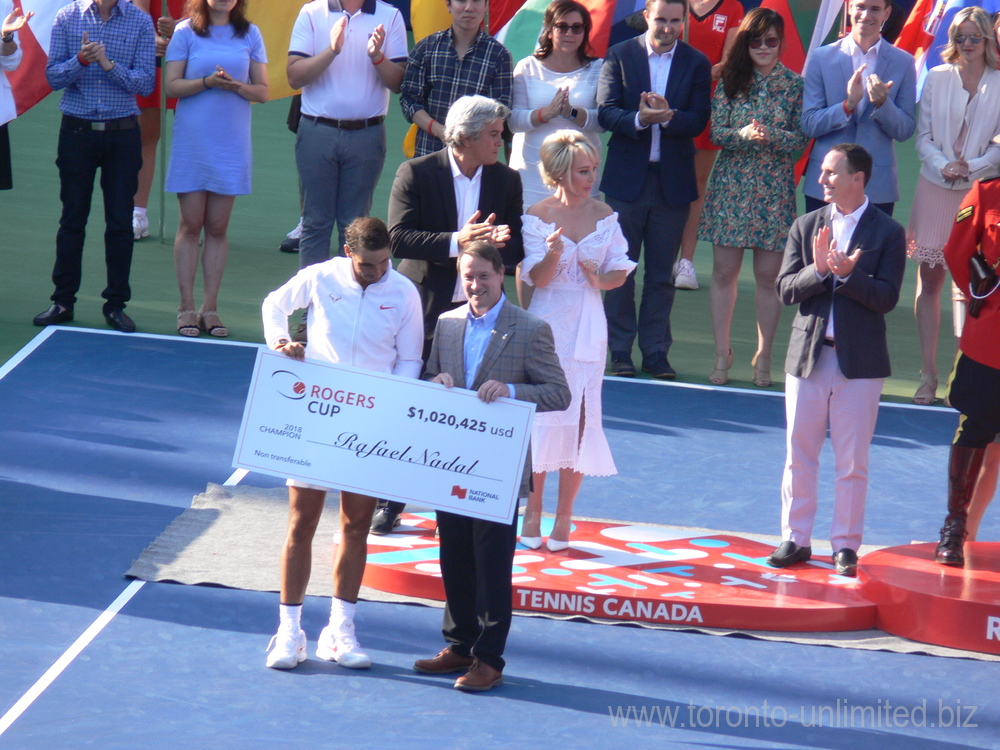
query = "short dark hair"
xmin=830 ymin=143 xmax=873 ymax=186
xmin=345 ymin=217 xmax=390 ymax=254
xmin=458 ymin=241 xmax=503 ymax=273
xmin=645 ymin=0 xmax=687 ymax=14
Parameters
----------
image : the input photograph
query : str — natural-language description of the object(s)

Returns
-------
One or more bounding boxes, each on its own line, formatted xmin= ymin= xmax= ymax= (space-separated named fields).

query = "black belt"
xmin=62 ymin=115 xmax=138 ymax=132
xmin=302 ymin=114 xmax=384 ymax=131
xmin=823 ymin=338 xmax=836 ymax=347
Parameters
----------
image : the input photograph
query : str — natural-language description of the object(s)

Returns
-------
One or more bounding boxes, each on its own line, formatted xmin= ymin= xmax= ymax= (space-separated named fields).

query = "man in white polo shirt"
xmin=287 ymin=0 xmax=407 ymax=280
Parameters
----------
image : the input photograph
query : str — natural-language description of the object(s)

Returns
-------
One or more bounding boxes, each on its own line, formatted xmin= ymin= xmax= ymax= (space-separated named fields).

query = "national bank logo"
xmin=271 ymin=370 xmax=307 ymax=400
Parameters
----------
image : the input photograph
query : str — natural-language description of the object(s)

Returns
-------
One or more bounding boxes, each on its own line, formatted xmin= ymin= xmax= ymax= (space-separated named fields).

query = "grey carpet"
xmin=126 ymin=483 xmax=998 ymax=662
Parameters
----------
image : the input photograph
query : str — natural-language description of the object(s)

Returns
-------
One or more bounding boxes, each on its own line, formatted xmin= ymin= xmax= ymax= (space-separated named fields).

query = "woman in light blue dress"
xmin=165 ymin=0 xmax=268 ymax=337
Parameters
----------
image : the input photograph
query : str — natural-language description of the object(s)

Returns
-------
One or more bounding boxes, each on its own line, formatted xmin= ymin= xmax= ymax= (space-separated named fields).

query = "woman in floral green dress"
xmin=698 ymin=7 xmax=806 ymax=387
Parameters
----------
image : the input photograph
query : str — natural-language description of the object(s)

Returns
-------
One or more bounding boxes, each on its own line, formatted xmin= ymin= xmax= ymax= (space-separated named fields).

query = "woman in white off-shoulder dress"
xmin=518 ymin=130 xmax=636 ymax=551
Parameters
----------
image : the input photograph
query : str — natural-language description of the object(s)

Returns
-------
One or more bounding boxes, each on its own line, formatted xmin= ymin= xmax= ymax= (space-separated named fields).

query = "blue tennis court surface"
xmin=0 ymin=328 xmax=996 ymax=748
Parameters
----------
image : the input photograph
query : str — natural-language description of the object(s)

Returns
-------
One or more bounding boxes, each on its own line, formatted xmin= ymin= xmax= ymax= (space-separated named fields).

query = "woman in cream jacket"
xmin=909 ymin=6 xmax=1000 ymax=405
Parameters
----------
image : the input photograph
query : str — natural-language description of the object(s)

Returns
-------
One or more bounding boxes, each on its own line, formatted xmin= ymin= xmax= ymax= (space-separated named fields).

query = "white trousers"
xmin=781 ymin=346 xmax=884 ymax=552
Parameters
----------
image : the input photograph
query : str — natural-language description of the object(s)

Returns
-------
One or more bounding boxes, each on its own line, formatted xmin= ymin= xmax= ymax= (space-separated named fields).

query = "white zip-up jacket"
xmin=262 ymin=256 xmax=423 ymax=378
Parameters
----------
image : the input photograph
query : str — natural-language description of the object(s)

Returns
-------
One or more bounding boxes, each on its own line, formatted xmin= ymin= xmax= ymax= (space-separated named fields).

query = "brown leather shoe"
xmin=454 ymin=659 xmax=503 ymax=692
xmin=413 ymin=647 xmax=474 ymax=675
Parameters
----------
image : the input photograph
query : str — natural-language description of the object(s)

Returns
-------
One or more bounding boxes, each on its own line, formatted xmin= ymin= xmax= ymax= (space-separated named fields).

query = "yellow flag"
xmin=248 ymin=1 xmax=305 ymax=100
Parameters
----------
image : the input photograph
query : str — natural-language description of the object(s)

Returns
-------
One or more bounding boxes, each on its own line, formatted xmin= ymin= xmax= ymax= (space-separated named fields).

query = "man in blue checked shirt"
xmin=33 ymin=0 xmax=154 ymax=334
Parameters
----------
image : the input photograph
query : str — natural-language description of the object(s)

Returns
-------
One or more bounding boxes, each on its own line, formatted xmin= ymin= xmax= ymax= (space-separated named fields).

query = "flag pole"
xmin=157 ymin=0 xmax=167 ymax=243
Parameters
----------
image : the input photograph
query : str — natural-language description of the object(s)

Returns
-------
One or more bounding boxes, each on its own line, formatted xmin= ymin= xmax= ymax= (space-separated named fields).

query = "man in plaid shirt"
xmin=34 ymin=0 xmax=154 ymax=334
xmin=399 ymin=0 xmax=511 ymax=158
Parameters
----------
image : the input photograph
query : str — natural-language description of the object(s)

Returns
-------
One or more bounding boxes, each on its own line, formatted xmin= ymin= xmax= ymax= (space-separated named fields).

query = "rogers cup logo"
xmin=271 ymin=370 xmax=307 ymax=400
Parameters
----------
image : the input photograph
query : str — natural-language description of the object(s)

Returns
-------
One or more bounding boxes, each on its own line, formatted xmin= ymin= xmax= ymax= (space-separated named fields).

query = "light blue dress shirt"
xmin=463 ymin=295 xmax=515 ymax=397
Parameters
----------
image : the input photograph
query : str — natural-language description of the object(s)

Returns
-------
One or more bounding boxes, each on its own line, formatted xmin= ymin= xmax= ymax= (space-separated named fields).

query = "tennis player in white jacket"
xmin=261 ymin=216 xmax=422 ymax=670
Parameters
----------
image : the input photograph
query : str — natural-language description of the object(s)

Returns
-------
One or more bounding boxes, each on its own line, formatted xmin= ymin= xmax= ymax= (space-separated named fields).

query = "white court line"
xmin=0 ymin=327 xmax=58 ymax=382
xmin=224 ymin=468 xmax=248 ymax=486
xmin=0 ymin=580 xmax=146 ymax=737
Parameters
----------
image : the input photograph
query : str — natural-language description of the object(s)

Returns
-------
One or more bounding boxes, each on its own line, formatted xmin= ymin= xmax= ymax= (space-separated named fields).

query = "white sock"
xmin=279 ymin=603 xmax=302 ymax=631
xmin=133 ymin=207 xmax=147 ymax=218
xmin=329 ymin=597 xmax=356 ymax=636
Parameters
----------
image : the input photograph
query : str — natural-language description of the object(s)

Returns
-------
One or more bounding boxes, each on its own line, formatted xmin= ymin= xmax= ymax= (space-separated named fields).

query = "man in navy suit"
xmin=597 ymin=0 xmax=711 ymax=379
xmin=800 ymin=0 xmax=916 ymax=215
xmin=767 ymin=143 xmax=905 ymax=577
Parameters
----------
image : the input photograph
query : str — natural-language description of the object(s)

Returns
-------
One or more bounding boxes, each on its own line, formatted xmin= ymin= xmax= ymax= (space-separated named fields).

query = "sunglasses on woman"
xmin=749 ymin=36 xmax=781 ymax=49
xmin=553 ymin=22 xmax=586 ymax=34
xmin=955 ymin=33 xmax=985 ymax=44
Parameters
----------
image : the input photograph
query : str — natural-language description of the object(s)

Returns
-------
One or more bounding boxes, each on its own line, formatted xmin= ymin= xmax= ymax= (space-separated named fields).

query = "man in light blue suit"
xmin=801 ymin=0 xmax=916 ymax=216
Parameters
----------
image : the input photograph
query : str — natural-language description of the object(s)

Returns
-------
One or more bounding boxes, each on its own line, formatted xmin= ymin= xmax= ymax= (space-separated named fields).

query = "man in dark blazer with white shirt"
xmin=597 ymin=0 xmax=711 ymax=379
xmin=389 ymin=95 xmax=523 ymax=358
xmin=767 ymin=143 xmax=905 ymax=577
xmin=382 ymin=95 xmax=523 ymax=535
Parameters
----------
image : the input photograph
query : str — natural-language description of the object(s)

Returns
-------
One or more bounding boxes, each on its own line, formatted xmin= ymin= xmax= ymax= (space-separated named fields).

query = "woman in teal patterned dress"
xmin=698 ymin=7 xmax=806 ymax=387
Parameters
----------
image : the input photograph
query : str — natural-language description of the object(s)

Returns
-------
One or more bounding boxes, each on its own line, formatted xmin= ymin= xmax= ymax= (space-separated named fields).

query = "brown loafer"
xmin=454 ymin=659 xmax=503 ymax=692
xmin=413 ymin=647 xmax=474 ymax=675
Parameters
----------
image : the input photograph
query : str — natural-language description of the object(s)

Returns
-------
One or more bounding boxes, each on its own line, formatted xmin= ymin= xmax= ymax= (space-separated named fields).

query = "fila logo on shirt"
xmin=712 ymin=14 xmax=727 ymax=32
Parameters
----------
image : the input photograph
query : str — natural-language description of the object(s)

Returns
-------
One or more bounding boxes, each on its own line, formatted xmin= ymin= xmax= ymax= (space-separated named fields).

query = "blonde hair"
xmin=538 ymin=130 xmax=600 ymax=188
xmin=942 ymin=7 xmax=998 ymax=68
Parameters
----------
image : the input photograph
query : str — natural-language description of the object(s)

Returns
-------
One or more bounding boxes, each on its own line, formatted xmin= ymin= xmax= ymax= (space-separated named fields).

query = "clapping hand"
xmin=540 ymin=87 xmax=569 ymax=123
xmin=330 ymin=15 xmax=347 ymax=54
xmin=545 ymin=227 xmax=564 ymax=255
xmin=367 ymin=23 xmax=386 ymax=60
xmin=638 ymin=91 xmax=673 ymax=126
xmin=739 ymin=118 xmax=770 ymax=143
xmin=578 ymin=259 xmax=601 ymax=288
xmin=2 ymin=6 xmax=33 ymax=36
xmin=457 ymin=211 xmax=511 ymax=249
xmin=865 ymin=72 xmax=894 ymax=108
xmin=846 ymin=64 xmax=866 ymax=111
xmin=942 ymin=158 xmax=970 ymax=182
xmin=79 ymin=31 xmax=105 ymax=64
xmin=208 ymin=66 xmax=241 ymax=91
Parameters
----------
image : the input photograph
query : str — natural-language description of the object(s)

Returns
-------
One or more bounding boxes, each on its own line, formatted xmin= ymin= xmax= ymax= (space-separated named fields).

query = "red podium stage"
xmin=362 ymin=515 xmax=876 ymax=632
xmin=859 ymin=542 xmax=1000 ymax=655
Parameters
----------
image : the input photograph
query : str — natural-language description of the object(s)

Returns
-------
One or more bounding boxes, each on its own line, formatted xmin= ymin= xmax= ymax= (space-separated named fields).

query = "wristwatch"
xmin=570 ymin=107 xmax=579 ymax=119
xmin=1 ymin=33 xmax=14 ymax=43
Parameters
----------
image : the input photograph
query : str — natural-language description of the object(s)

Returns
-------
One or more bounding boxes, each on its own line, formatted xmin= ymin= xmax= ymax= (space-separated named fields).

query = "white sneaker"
xmin=316 ymin=625 xmax=371 ymax=669
xmin=133 ymin=212 xmax=149 ymax=240
xmin=673 ymin=258 xmax=699 ymax=290
xmin=265 ymin=627 xmax=307 ymax=669
xmin=286 ymin=220 xmax=303 ymax=240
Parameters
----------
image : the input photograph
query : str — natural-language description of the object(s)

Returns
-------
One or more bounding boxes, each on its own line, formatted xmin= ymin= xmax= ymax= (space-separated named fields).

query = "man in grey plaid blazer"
xmin=414 ymin=242 xmax=570 ymax=692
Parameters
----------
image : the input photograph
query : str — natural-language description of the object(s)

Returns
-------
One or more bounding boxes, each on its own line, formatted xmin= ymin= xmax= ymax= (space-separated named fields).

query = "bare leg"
xmin=332 ymin=491 xmax=377 ymax=602
xmin=549 ymin=469 xmax=584 ymax=543
xmin=751 ymin=248 xmax=783 ymax=387
xmin=135 ymin=107 xmax=160 ymax=210
xmin=710 ymin=245 xmax=743 ymax=383
xmin=199 ymin=192 xmax=236 ymax=313
xmin=914 ymin=262 xmax=947 ymax=402
xmin=175 ymin=191 xmax=207 ymax=312
xmin=679 ymin=148 xmax=718 ymax=263
xmin=523 ymin=472 xmax=545 ymax=539
xmin=967 ymin=442 xmax=1000 ymax=542
xmin=280 ymin=487 xmax=326 ymax=604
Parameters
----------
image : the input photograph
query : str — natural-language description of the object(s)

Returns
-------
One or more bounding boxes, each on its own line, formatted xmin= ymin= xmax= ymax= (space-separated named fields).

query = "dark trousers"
xmin=52 ymin=118 xmax=141 ymax=313
xmin=604 ymin=168 xmax=689 ymax=360
xmin=949 ymin=352 xmax=1000 ymax=448
xmin=804 ymin=195 xmax=895 ymax=217
xmin=436 ymin=509 xmax=518 ymax=672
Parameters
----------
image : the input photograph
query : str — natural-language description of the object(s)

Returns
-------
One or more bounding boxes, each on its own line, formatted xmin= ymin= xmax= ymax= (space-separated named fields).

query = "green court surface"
xmin=0 ymin=91 xmax=945 ymax=403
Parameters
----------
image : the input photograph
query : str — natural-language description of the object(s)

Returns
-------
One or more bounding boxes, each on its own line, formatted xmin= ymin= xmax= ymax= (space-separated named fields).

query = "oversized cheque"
xmin=233 ymin=350 xmax=535 ymax=523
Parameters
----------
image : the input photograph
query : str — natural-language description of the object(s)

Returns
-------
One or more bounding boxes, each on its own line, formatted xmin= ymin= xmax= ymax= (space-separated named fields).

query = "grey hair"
xmin=443 ymin=95 xmax=510 ymax=147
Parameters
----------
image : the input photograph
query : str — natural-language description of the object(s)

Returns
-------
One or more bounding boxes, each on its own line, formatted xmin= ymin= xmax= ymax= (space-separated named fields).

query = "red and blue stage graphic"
xmin=362 ymin=514 xmax=877 ymax=632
